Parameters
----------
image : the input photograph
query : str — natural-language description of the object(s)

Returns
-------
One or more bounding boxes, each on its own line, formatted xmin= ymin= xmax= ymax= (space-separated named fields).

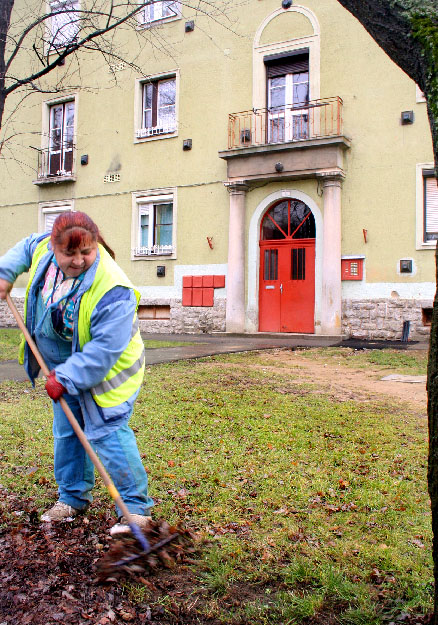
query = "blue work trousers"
xmin=52 ymin=394 xmax=154 ymax=515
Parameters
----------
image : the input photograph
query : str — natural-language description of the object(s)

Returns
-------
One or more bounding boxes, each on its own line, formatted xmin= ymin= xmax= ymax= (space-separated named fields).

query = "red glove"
xmin=45 ymin=370 xmax=66 ymax=401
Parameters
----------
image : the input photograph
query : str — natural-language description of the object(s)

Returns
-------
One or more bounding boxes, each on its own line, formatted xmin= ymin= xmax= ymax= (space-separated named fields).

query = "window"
xmin=39 ymin=201 xmax=74 ymax=233
xmin=36 ymin=97 xmax=77 ymax=182
xmin=50 ymin=0 xmax=79 ymax=49
xmin=47 ymin=100 xmax=75 ymax=176
xmin=131 ymin=190 xmax=176 ymax=258
xmin=136 ymin=76 xmax=177 ymax=139
xmin=138 ymin=1 xmax=180 ymax=26
xmin=424 ymin=169 xmax=438 ymax=242
xmin=265 ymin=51 xmax=309 ymax=142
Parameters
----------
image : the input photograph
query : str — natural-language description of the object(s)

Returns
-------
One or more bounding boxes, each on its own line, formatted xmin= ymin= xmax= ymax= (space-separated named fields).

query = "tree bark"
xmin=0 ymin=0 xmax=14 ymax=149
xmin=337 ymin=1 xmax=438 ymax=620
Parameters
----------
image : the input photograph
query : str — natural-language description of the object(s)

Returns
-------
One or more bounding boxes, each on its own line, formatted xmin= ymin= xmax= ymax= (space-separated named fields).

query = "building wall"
xmin=0 ymin=0 xmax=435 ymax=339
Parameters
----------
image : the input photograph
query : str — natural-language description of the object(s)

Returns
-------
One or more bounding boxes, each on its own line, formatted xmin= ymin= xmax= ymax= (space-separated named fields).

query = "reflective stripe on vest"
xmin=91 ymin=346 xmax=145 ymax=397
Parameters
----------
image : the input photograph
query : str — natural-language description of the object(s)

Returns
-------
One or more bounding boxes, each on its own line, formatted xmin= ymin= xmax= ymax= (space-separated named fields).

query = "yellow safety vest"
xmin=21 ymin=237 xmax=145 ymax=407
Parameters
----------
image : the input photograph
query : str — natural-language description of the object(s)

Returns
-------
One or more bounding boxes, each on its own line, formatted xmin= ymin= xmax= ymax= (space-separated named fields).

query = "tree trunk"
xmin=336 ymin=1 xmax=438 ymax=620
xmin=0 ymin=0 xmax=14 ymax=138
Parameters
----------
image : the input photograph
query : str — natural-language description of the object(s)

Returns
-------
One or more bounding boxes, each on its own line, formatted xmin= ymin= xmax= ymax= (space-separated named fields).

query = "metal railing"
xmin=228 ymin=97 xmax=343 ymax=149
xmin=132 ymin=245 xmax=174 ymax=256
xmin=36 ymin=144 xmax=75 ymax=179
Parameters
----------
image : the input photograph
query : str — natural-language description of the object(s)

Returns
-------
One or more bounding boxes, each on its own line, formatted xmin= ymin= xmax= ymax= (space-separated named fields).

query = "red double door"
xmin=259 ymin=238 xmax=315 ymax=333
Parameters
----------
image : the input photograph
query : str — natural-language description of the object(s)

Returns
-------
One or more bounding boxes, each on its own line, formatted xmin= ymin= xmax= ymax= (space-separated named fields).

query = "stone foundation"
xmin=0 ymin=298 xmax=24 ymax=327
xmin=1 ymin=296 xmax=431 ymax=341
xmin=0 ymin=297 xmax=227 ymax=334
xmin=342 ymin=298 xmax=432 ymax=341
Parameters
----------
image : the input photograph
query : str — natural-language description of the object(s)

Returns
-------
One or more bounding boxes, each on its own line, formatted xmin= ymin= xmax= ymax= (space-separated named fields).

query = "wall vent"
xmin=109 ymin=62 xmax=126 ymax=73
xmin=103 ymin=173 xmax=121 ymax=183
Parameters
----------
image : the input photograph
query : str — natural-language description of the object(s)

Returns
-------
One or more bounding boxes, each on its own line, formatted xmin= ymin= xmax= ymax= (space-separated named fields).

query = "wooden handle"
xmin=5 ymin=293 xmax=136 ymax=524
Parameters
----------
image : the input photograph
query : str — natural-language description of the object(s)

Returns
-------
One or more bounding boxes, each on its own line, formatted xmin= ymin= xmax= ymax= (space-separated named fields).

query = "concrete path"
xmin=0 ymin=332 xmax=427 ymax=382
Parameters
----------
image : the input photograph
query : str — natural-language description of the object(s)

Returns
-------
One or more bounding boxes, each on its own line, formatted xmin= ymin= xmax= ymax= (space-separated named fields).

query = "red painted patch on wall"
xmin=182 ymin=275 xmax=226 ymax=307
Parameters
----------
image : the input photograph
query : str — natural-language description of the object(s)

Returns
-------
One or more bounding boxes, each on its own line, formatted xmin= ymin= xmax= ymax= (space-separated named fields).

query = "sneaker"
xmin=40 ymin=501 xmax=80 ymax=522
xmin=110 ymin=514 xmax=152 ymax=538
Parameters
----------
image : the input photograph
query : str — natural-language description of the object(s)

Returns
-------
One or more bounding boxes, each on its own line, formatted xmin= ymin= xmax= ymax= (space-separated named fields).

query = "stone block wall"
xmin=138 ymin=299 xmax=226 ymax=334
xmin=342 ymin=298 xmax=432 ymax=341
xmin=0 ymin=298 xmax=24 ymax=327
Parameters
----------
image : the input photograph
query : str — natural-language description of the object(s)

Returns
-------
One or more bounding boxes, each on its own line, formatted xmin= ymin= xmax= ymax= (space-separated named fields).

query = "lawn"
xmin=0 ymin=348 xmax=432 ymax=624
xmin=0 ymin=328 xmax=197 ymax=362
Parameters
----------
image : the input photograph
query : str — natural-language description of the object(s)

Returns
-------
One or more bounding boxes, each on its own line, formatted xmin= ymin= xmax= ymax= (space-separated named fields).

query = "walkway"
xmin=0 ymin=332 xmax=427 ymax=382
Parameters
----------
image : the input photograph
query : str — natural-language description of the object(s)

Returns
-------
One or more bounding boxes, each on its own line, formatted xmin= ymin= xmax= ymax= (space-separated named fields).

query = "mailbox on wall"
xmin=341 ymin=257 xmax=364 ymax=281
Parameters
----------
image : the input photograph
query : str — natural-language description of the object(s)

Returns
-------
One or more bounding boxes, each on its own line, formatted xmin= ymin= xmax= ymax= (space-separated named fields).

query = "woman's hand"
xmin=0 ymin=279 xmax=13 ymax=300
xmin=45 ymin=371 xmax=66 ymax=401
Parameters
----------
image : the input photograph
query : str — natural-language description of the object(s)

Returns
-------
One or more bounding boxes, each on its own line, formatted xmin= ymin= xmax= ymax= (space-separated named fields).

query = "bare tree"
xmin=0 ymin=0 xmax=236 ymax=152
xmin=336 ymin=1 xmax=438 ymax=620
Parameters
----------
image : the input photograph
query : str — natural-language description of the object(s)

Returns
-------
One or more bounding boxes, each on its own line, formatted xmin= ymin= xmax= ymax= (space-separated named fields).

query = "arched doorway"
xmin=259 ymin=198 xmax=316 ymax=332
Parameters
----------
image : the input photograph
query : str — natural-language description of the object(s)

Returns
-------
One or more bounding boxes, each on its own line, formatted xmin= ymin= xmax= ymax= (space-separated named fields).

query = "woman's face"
xmin=53 ymin=238 xmax=98 ymax=278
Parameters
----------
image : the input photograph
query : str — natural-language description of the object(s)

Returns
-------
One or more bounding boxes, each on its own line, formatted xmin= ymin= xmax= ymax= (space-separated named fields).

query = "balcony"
xmin=219 ymin=97 xmax=350 ymax=185
xmin=228 ymin=97 xmax=343 ymax=149
xmin=33 ymin=144 xmax=76 ymax=185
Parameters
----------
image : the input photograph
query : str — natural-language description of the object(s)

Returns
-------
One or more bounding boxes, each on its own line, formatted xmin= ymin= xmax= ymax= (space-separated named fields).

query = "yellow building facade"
xmin=0 ymin=0 xmax=435 ymax=339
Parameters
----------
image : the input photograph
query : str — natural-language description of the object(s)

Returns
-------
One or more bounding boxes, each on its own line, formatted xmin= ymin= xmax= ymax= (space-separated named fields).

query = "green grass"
xmin=0 ymin=328 xmax=21 ymax=361
xmin=296 ymin=346 xmax=428 ymax=375
xmin=0 ymin=328 xmax=198 ymax=361
xmin=0 ymin=349 xmax=432 ymax=623
xmin=142 ymin=339 xmax=200 ymax=348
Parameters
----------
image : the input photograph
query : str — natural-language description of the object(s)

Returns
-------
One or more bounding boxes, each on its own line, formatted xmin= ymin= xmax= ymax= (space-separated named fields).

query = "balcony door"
xmin=266 ymin=51 xmax=309 ymax=143
xmin=48 ymin=101 xmax=74 ymax=176
xmin=259 ymin=199 xmax=315 ymax=333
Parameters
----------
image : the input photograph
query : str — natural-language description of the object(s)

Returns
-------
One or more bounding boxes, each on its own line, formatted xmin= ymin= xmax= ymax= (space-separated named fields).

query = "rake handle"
xmin=5 ymin=293 xmax=145 ymax=537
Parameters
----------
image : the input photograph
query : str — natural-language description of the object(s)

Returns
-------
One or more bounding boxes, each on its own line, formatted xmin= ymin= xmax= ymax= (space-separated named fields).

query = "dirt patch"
xmin=253 ymin=349 xmax=427 ymax=413
xmin=0 ymin=490 xmax=206 ymax=625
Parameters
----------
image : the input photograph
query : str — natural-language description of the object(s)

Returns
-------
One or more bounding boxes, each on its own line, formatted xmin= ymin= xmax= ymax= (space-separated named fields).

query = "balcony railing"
xmin=228 ymin=97 xmax=343 ymax=150
xmin=37 ymin=144 xmax=75 ymax=180
xmin=136 ymin=122 xmax=177 ymax=139
xmin=133 ymin=245 xmax=174 ymax=256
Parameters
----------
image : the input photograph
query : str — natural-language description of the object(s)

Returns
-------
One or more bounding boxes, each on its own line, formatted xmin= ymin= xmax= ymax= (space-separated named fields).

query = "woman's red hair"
xmin=51 ymin=212 xmax=115 ymax=259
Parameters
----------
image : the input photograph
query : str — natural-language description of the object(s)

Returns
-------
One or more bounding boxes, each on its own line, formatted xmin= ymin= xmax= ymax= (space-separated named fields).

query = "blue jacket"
xmin=0 ymin=233 xmax=140 ymax=440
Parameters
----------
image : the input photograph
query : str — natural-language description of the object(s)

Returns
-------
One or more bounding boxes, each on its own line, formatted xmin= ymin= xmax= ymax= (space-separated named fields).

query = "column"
xmin=224 ymin=181 xmax=249 ymax=333
xmin=318 ymin=172 xmax=344 ymax=335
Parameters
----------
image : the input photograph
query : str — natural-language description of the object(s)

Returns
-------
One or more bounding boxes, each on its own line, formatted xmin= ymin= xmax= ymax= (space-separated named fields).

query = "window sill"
xmin=134 ymin=129 xmax=177 ymax=143
xmin=137 ymin=14 xmax=181 ymax=30
xmin=33 ymin=174 xmax=76 ymax=185
xmin=417 ymin=241 xmax=437 ymax=250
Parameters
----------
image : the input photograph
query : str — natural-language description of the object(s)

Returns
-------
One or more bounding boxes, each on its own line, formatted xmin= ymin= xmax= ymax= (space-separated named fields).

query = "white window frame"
xmin=416 ymin=163 xmax=437 ymax=249
xmin=134 ymin=71 xmax=179 ymax=143
xmin=131 ymin=188 xmax=177 ymax=260
xmin=40 ymin=94 xmax=78 ymax=180
xmin=38 ymin=200 xmax=74 ymax=233
xmin=48 ymin=0 xmax=80 ymax=51
xmin=137 ymin=1 xmax=181 ymax=28
xmin=268 ymin=69 xmax=309 ymax=143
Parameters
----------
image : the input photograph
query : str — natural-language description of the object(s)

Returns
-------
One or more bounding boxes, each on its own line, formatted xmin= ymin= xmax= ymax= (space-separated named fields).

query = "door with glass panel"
xmin=259 ymin=199 xmax=315 ymax=333
xmin=267 ymin=54 xmax=309 ymax=143
xmin=48 ymin=101 xmax=74 ymax=175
